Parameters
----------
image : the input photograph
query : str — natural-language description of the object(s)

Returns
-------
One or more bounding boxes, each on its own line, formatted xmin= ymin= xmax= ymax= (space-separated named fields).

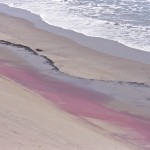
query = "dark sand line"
xmin=1 ymin=40 xmax=150 ymax=88
xmin=0 ymin=40 xmax=59 ymax=71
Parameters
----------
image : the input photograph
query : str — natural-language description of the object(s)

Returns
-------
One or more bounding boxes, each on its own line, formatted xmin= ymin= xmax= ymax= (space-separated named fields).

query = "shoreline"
xmin=0 ymin=7 xmax=150 ymax=83
xmin=0 ymin=3 xmax=150 ymax=64
xmin=0 ymin=3 xmax=149 ymax=54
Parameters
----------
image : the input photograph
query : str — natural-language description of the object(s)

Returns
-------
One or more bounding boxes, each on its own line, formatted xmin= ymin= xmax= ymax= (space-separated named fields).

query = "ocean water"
xmin=0 ymin=0 xmax=150 ymax=52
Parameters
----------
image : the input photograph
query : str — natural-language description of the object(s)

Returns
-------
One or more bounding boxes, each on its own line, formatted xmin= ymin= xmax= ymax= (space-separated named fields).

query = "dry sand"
xmin=0 ymin=12 xmax=150 ymax=83
xmin=0 ymin=75 xmax=137 ymax=150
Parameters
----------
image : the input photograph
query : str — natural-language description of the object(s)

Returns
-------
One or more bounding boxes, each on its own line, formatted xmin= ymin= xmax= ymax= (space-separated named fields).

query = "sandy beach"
xmin=0 ymin=7 xmax=150 ymax=83
xmin=0 ymin=4 xmax=150 ymax=150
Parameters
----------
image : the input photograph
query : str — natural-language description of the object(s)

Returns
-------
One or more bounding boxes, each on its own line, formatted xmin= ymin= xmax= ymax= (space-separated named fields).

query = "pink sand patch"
xmin=0 ymin=61 xmax=150 ymax=149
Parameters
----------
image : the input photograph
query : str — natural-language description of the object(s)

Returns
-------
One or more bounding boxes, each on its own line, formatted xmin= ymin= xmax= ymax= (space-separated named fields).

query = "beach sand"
xmin=0 ymin=4 xmax=150 ymax=150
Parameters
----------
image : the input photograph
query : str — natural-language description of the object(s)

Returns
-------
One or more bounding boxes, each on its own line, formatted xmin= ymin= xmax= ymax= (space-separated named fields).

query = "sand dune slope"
xmin=0 ymin=76 xmax=137 ymax=150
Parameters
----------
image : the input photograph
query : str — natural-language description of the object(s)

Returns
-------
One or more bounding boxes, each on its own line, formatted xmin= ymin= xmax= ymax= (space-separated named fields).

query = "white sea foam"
xmin=0 ymin=0 xmax=150 ymax=52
